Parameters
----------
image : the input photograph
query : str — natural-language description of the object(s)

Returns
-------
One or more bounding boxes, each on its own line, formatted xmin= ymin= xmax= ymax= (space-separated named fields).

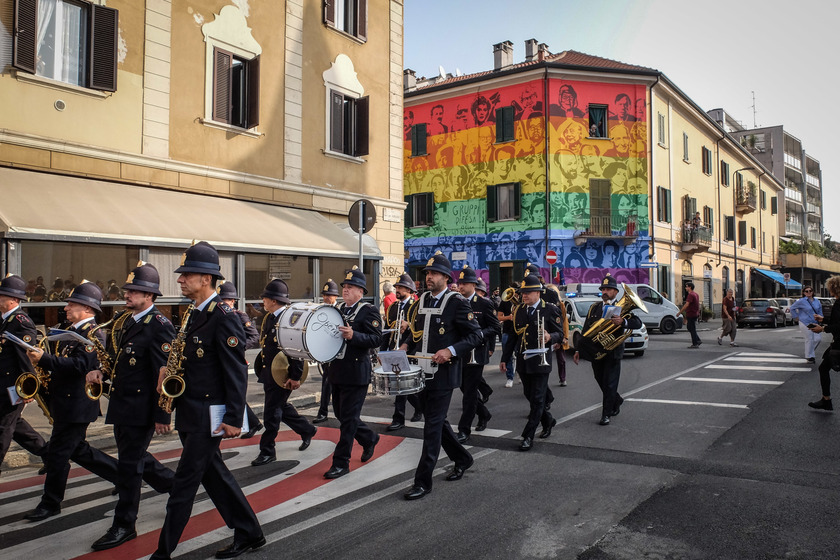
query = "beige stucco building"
xmin=0 ymin=0 xmax=405 ymax=322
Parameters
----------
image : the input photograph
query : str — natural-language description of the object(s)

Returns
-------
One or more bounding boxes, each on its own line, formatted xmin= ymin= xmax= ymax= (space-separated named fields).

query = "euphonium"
xmin=501 ymin=287 xmax=520 ymax=304
xmin=15 ymin=337 xmax=53 ymax=424
xmin=579 ymin=283 xmax=648 ymax=361
xmin=158 ymin=304 xmax=195 ymax=414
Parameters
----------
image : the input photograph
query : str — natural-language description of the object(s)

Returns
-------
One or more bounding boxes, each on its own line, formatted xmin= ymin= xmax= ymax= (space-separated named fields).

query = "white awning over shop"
xmin=0 ymin=167 xmax=380 ymax=258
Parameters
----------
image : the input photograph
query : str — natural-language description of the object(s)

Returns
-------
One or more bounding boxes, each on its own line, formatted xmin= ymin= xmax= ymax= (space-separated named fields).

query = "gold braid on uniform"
xmin=109 ymin=310 xmax=133 ymax=350
xmin=511 ymin=303 xmax=530 ymax=352
xmin=407 ymin=300 xmax=424 ymax=343
xmin=259 ymin=313 xmax=273 ymax=348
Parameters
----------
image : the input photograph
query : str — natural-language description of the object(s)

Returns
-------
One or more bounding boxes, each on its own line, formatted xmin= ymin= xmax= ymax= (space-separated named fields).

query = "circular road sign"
xmin=349 ymin=199 xmax=377 ymax=234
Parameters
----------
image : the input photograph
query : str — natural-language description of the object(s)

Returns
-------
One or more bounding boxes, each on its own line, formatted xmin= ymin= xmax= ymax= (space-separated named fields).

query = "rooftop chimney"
xmin=538 ymin=43 xmax=550 ymax=61
xmin=525 ymin=39 xmax=539 ymax=62
xmin=493 ymin=41 xmax=514 ymax=71
xmin=403 ymin=69 xmax=416 ymax=92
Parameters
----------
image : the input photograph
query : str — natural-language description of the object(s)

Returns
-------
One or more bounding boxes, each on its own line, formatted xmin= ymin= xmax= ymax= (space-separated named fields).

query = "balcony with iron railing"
xmin=736 ymin=184 xmax=757 ymax=214
xmin=680 ymin=224 xmax=712 ymax=253
xmin=572 ymin=210 xmax=638 ymax=245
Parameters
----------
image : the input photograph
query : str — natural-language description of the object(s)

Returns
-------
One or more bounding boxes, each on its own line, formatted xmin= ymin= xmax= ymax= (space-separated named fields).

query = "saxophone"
xmin=158 ymin=304 xmax=195 ymax=414
xmin=84 ymin=312 xmax=131 ymax=400
xmin=15 ymin=335 xmax=54 ymax=425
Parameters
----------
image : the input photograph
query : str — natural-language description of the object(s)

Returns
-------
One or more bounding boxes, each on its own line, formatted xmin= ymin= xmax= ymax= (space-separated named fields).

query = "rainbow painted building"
xmin=403 ymin=44 xmax=658 ymax=291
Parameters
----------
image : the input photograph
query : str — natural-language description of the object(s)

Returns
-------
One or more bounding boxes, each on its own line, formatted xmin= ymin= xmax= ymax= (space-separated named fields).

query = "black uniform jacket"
xmin=542 ymin=286 xmax=560 ymax=305
xmin=0 ymin=308 xmax=37 ymax=414
xmin=173 ymin=296 xmax=248 ymax=433
xmin=381 ymin=297 xmax=415 ymax=352
xmin=402 ymin=290 xmax=482 ymax=390
xmin=467 ymin=293 xmax=501 ymax=365
xmin=254 ymin=308 xmax=304 ymax=386
xmin=324 ymin=302 xmax=382 ymax=387
xmin=823 ymin=298 xmax=840 ymax=350
xmin=105 ymin=308 xmax=176 ymax=426
xmin=501 ymin=300 xmax=564 ymax=375
xmin=581 ymin=300 xmax=643 ymax=360
xmin=234 ymin=309 xmax=260 ymax=350
xmin=39 ymin=320 xmax=104 ymax=424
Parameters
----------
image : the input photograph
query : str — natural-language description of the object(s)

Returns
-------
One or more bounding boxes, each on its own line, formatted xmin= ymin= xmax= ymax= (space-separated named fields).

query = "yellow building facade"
xmin=0 ymin=0 xmax=405 ymax=321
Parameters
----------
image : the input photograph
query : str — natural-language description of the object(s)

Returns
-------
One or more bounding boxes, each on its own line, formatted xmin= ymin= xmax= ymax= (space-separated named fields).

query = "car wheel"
xmin=660 ymin=316 xmax=677 ymax=335
xmin=634 ymin=350 xmax=645 ymax=357
xmin=771 ymin=316 xmax=777 ymax=328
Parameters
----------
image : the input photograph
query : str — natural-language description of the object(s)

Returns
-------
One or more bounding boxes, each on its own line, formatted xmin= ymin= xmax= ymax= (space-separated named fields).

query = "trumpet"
xmin=501 ymin=287 xmax=520 ymax=304
xmin=158 ymin=304 xmax=195 ymax=413
xmin=389 ymin=306 xmax=405 ymax=351
xmin=536 ymin=309 xmax=549 ymax=367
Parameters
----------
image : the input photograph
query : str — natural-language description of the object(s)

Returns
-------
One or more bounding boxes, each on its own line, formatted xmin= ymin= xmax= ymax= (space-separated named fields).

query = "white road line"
xmin=557 ymin=352 xmax=739 ymax=424
xmin=625 ymin=398 xmax=749 ymax=409
xmin=705 ymin=364 xmax=811 ymax=372
xmin=360 ymin=414 xmax=512 ymax=438
xmin=678 ymin=377 xmax=783 ymax=385
xmin=723 ymin=357 xmax=806 ymax=363
xmin=734 ymin=352 xmax=797 ymax=357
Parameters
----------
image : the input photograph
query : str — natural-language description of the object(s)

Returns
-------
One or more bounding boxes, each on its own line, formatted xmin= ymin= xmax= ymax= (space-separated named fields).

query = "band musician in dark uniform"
xmin=151 ymin=241 xmax=263 ymax=559
xmin=0 ymin=274 xmax=47 ymax=471
xmin=573 ymin=274 xmax=642 ymax=426
xmin=455 ymin=265 xmax=500 ymax=443
xmin=86 ymin=262 xmax=176 ymax=551
xmin=525 ymin=263 xmax=559 ymax=305
xmin=382 ymin=272 xmax=423 ymax=431
xmin=500 ymin=274 xmax=564 ymax=451
xmin=323 ymin=267 xmax=382 ymax=479
xmin=400 ymin=252 xmax=481 ymax=500
xmin=313 ymin=279 xmax=340 ymax=424
xmin=251 ymin=279 xmax=317 ymax=467
xmin=218 ymin=281 xmax=263 ymax=439
xmin=24 ymin=281 xmax=123 ymax=520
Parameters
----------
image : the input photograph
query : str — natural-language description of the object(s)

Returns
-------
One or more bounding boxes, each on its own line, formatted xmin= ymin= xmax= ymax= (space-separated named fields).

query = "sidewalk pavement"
xmin=2 ymin=358 xmax=324 ymax=471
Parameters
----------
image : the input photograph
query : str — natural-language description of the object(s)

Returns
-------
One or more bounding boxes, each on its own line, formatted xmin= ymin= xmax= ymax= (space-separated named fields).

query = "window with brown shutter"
xmin=354 ymin=95 xmax=369 ymax=156
xmin=212 ymin=48 xmax=260 ymax=129
xmin=213 ymin=48 xmax=232 ymax=123
xmin=324 ymin=0 xmax=367 ymax=42
xmin=89 ymin=4 xmax=118 ymax=91
xmin=12 ymin=0 xmax=37 ymax=74
xmin=328 ymin=89 xmax=369 ymax=158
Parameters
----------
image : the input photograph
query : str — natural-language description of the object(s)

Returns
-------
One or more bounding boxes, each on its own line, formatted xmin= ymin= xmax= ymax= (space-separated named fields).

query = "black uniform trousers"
xmin=592 ymin=357 xmax=622 ymax=416
xmin=40 ymin=421 xmax=119 ymax=509
xmin=316 ymin=367 xmax=332 ymax=417
xmin=392 ymin=393 xmax=422 ymax=424
xmin=414 ymin=387 xmax=472 ymax=489
xmin=259 ymin=383 xmax=316 ymax=457
xmin=520 ymin=372 xmax=553 ymax=439
xmin=0 ymin=405 xmax=46 ymax=461
xmin=330 ymin=384 xmax=376 ymax=469
xmin=245 ymin=404 xmax=260 ymax=430
xmin=155 ymin=431 xmax=261 ymax=558
xmin=458 ymin=364 xmax=490 ymax=434
xmin=112 ymin=424 xmax=174 ymax=528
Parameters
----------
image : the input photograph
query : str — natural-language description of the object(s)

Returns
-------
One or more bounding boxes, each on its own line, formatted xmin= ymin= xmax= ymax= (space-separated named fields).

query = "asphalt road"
xmin=3 ymin=322 xmax=840 ymax=559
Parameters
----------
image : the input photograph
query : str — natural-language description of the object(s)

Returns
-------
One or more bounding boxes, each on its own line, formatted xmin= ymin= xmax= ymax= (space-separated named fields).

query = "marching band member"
xmin=24 ymin=281 xmax=122 ymax=520
xmin=525 ymin=263 xmax=559 ymax=305
xmin=87 ymin=263 xmax=176 ymax=551
xmin=323 ymin=267 xmax=382 ymax=479
xmin=251 ymin=279 xmax=317 ymax=466
xmin=573 ymin=274 xmax=642 ymax=426
xmin=382 ymin=272 xmax=423 ymax=432
xmin=455 ymin=265 xmax=500 ymax=443
xmin=500 ymin=274 xmax=564 ymax=451
xmin=0 ymin=274 xmax=46 ymax=471
xmin=400 ymin=252 xmax=481 ymax=500
xmin=313 ymin=279 xmax=340 ymax=424
xmin=218 ymin=281 xmax=263 ymax=439
xmin=151 ymin=241 xmax=263 ymax=559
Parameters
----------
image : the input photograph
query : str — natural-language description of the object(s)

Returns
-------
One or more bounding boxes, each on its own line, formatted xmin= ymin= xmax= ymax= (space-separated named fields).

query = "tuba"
xmin=578 ymin=283 xmax=648 ymax=362
xmin=158 ymin=304 xmax=195 ymax=414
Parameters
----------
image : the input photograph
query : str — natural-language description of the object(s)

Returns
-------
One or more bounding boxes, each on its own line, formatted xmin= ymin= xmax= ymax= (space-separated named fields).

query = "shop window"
xmin=12 ymin=0 xmax=118 ymax=91
xmin=487 ymin=182 xmax=521 ymax=222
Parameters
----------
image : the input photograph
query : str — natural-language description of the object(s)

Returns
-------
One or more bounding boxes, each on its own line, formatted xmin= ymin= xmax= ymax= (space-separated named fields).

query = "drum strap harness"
xmin=410 ymin=291 xmax=458 ymax=373
xmin=333 ymin=302 xmax=370 ymax=360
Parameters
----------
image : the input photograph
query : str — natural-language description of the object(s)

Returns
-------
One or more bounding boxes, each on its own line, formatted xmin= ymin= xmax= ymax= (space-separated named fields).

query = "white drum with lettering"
xmin=276 ymin=303 xmax=345 ymax=363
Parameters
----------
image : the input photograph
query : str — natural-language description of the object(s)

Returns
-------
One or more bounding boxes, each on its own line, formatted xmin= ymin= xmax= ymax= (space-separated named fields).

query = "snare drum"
xmin=276 ymin=303 xmax=345 ymax=363
xmin=372 ymin=365 xmax=425 ymax=396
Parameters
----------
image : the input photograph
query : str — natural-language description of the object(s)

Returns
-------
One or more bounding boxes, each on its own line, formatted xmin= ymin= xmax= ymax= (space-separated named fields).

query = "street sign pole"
xmin=358 ymin=200 xmax=364 ymax=272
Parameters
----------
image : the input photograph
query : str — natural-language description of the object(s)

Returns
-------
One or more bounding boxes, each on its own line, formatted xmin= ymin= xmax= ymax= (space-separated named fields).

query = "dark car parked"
xmin=737 ymin=298 xmax=787 ymax=328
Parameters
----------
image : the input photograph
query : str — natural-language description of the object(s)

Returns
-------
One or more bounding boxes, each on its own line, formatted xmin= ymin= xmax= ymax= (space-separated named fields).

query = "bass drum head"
xmin=304 ymin=304 xmax=345 ymax=362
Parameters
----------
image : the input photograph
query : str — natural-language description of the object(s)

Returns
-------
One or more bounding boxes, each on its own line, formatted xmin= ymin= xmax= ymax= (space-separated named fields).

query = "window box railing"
xmin=572 ymin=210 xmax=638 ymax=237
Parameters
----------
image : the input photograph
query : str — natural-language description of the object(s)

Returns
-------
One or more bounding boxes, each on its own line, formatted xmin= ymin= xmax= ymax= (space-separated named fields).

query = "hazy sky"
xmin=404 ymin=0 xmax=839 ymax=238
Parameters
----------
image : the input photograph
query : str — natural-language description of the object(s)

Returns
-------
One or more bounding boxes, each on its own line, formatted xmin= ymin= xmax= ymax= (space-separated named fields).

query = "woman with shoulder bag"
xmin=718 ymin=289 xmax=738 ymax=346
xmin=791 ymin=286 xmax=824 ymax=363
xmin=807 ymin=276 xmax=840 ymax=411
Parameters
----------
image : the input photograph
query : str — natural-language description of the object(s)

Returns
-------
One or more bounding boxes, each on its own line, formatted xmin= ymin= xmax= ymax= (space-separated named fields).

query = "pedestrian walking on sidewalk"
xmin=718 ymin=288 xmax=738 ymax=347
xmin=679 ymin=282 xmax=702 ymax=348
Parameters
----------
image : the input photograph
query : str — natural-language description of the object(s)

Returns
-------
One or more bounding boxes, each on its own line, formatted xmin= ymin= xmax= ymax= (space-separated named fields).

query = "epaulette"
xmin=15 ymin=313 xmax=33 ymax=326
xmin=80 ymin=322 xmax=91 ymax=331
xmin=208 ymin=301 xmax=218 ymax=313
xmin=156 ymin=314 xmax=171 ymax=325
xmin=216 ymin=301 xmax=231 ymax=314
xmin=144 ymin=314 xmax=153 ymax=324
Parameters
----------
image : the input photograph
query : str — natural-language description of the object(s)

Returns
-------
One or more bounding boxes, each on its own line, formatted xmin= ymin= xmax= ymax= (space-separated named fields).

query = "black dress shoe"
xmin=324 ymin=466 xmax=349 ymax=479
xmin=599 ymin=415 xmax=611 ymax=426
xmin=612 ymin=396 xmax=624 ymax=416
xmin=404 ymin=485 xmax=431 ymax=500
xmin=809 ymin=399 xmax=834 ymax=411
xmin=215 ymin=534 xmax=266 ymax=559
xmin=38 ymin=465 xmax=47 ymax=475
xmin=410 ymin=412 xmax=423 ymax=422
xmin=475 ymin=412 xmax=492 ymax=432
xmin=240 ymin=422 xmax=263 ymax=439
xmin=24 ymin=505 xmax=60 ymax=521
xmin=539 ymin=418 xmax=557 ymax=439
xmin=91 ymin=526 xmax=137 ymax=551
xmin=250 ymin=454 xmax=276 ymax=467
xmin=312 ymin=414 xmax=329 ymax=424
xmin=361 ymin=434 xmax=380 ymax=462
xmin=519 ymin=437 xmax=532 ymax=451
xmin=299 ymin=428 xmax=316 ymax=451
xmin=481 ymin=387 xmax=493 ymax=404
xmin=386 ymin=421 xmax=405 ymax=431
xmin=445 ymin=458 xmax=473 ymax=481
xmin=455 ymin=431 xmax=470 ymax=444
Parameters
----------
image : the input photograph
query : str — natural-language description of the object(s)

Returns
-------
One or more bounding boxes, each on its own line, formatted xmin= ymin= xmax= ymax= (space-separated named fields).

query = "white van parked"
xmin=565 ymin=283 xmax=684 ymax=334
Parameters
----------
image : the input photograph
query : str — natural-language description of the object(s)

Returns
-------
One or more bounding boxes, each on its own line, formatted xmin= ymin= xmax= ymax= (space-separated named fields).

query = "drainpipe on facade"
xmin=714 ymin=136 xmax=723 ymax=266
xmin=648 ymin=74 xmax=661 ymax=287
xmin=543 ymin=65 xmax=551 ymax=277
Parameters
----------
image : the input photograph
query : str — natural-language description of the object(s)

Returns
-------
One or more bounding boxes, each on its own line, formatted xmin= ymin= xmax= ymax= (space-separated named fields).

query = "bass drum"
xmin=372 ymin=365 xmax=425 ymax=396
xmin=276 ymin=303 xmax=345 ymax=363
